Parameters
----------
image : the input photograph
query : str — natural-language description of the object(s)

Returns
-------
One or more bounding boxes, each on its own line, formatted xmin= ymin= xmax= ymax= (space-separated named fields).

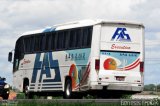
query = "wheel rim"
xmin=25 ymin=86 xmax=29 ymax=94
xmin=66 ymin=83 xmax=71 ymax=97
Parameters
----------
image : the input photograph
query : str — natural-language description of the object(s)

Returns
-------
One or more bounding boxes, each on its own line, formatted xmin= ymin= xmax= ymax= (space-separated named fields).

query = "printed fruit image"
xmin=104 ymin=58 xmax=117 ymax=70
xmin=69 ymin=64 xmax=78 ymax=89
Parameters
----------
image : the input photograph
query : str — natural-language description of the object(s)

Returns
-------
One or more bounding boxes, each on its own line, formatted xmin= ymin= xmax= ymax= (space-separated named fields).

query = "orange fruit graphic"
xmin=104 ymin=58 xmax=117 ymax=70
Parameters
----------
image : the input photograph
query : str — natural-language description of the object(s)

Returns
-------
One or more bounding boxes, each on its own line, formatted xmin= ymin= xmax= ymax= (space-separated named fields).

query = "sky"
xmin=0 ymin=0 xmax=160 ymax=85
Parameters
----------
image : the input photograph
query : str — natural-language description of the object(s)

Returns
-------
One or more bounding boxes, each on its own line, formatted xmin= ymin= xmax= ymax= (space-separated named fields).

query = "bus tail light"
xmin=140 ymin=62 xmax=144 ymax=72
xmin=95 ymin=59 xmax=100 ymax=70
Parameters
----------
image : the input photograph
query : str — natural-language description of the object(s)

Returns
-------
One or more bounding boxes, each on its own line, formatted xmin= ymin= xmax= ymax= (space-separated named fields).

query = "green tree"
xmin=157 ymin=84 xmax=160 ymax=92
xmin=144 ymin=84 xmax=156 ymax=91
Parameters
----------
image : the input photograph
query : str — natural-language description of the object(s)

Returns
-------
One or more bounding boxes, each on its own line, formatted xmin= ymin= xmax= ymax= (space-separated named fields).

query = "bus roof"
xmin=22 ymin=19 xmax=144 ymax=36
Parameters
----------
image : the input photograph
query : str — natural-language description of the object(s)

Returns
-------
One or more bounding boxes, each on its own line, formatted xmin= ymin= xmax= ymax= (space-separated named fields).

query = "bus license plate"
xmin=116 ymin=76 xmax=125 ymax=81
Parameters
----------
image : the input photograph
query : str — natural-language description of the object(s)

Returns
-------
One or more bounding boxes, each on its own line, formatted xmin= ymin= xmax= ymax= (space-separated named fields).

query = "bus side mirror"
xmin=8 ymin=52 xmax=12 ymax=62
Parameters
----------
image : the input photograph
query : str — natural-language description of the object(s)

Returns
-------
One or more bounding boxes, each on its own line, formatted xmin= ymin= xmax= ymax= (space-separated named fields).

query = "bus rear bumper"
xmin=90 ymin=82 xmax=143 ymax=92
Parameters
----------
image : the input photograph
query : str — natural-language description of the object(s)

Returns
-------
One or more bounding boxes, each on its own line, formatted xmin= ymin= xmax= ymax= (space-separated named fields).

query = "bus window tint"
xmin=23 ymin=26 xmax=93 ymax=53
xmin=51 ymin=32 xmax=57 ymax=51
xmin=82 ymin=28 xmax=88 ymax=47
xmin=82 ymin=27 xmax=92 ymax=47
xmin=24 ymin=36 xmax=34 ymax=53
xmin=34 ymin=35 xmax=40 ymax=51
xmin=33 ymin=33 xmax=45 ymax=52
xmin=57 ymin=31 xmax=64 ymax=50
xmin=45 ymin=32 xmax=52 ymax=51
xmin=30 ymin=36 xmax=34 ymax=52
xmin=39 ymin=34 xmax=45 ymax=51
xmin=69 ymin=30 xmax=76 ymax=48
xmin=76 ymin=29 xmax=82 ymax=47
xmin=24 ymin=37 xmax=30 ymax=52
xmin=14 ymin=37 xmax=24 ymax=72
xmin=63 ymin=31 xmax=69 ymax=49
xmin=87 ymin=27 xmax=92 ymax=47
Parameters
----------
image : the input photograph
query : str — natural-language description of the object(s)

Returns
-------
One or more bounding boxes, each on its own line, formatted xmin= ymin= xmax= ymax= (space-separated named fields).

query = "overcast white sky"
xmin=0 ymin=0 xmax=160 ymax=85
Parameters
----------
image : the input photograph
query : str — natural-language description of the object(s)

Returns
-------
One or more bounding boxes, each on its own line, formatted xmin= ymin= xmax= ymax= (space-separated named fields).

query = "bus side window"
xmin=76 ymin=28 xmax=82 ymax=48
xmin=82 ymin=27 xmax=92 ymax=48
xmin=13 ymin=37 xmax=24 ymax=72
xmin=30 ymin=36 xmax=34 ymax=53
xmin=24 ymin=36 xmax=35 ymax=53
xmin=39 ymin=33 xmax=46 ymax=51
xmin=87 ymin=27 xmax=92 ymax=47
xmin=51 ymin=32 xmax=57 ymax=51
xmin=57 ymin=31 xmax=64 ymax=50
xmin=63 ymin=31 xmax=69 ymax=49
xmin=24 ymin=37 xmax=28 ymax=52
xmin=69 ymin=30 xmax=76 ymax=48
xmin=82 ymin=28 xmax=88 ymax=47
xmin=33 ymin=33 xmax=46 ymax=52
xmin=34 ymin=35 xmax=40 ymax=52
xmin=45 ymin=32 xmax=52 ymax=51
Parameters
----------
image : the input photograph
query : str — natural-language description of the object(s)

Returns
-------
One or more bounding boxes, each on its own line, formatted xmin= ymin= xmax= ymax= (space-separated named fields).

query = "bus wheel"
xmin=24 ymin=85 xmax=33 ymax=99
xmin=63 ymin=79 xmax=72 ymax=99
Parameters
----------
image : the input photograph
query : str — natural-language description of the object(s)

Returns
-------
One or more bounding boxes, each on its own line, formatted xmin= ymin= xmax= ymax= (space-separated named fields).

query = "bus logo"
xmin=111 ymin=28 xmax=131 ymax=42
xmin=31 ymin=52 xmax=61 ymax=83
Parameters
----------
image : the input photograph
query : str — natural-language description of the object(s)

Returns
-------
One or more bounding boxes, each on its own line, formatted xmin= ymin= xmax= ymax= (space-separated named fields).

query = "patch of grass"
xmin=121 ymin=94 xmax=132 ymax=99
xmin=3 ymin=99 xmax=160 ymax=106
xmin=52 ymin=96 xmax=63 ymax=99
xmin=17 ymin=101 xmax=119 ymax=106
xmin=16 ymin=93 xmax=25 ymax=99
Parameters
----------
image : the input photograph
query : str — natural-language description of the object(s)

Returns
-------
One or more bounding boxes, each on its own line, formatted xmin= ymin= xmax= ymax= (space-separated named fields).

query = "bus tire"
xmin=63 ymin=79 xmax=72 ymax=99
xmin=24 ymin=85 xmax=33 ymax=99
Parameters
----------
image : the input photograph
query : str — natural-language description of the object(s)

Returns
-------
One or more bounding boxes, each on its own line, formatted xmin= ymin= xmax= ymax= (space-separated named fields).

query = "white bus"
xmin=8 ymin=20 xmax=145 ymax=98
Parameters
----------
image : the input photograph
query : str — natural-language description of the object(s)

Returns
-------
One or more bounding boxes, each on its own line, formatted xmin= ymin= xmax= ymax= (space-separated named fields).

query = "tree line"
xmin=144 ymin=84 xmax=160 ymax=92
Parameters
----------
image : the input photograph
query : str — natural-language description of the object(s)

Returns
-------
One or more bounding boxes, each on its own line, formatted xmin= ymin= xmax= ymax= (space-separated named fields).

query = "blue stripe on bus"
xmin=39 ymin=53 xmax=51 ymax=82
xmin=31 ymin=53 xmax=42 ymax=83
xmin=43 ymin=27 xmax=56 ymax=32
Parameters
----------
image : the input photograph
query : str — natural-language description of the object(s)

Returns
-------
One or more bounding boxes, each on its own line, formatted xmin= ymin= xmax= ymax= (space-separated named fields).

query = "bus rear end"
xmin=93 ymin=22 xmax=144 ymax=92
